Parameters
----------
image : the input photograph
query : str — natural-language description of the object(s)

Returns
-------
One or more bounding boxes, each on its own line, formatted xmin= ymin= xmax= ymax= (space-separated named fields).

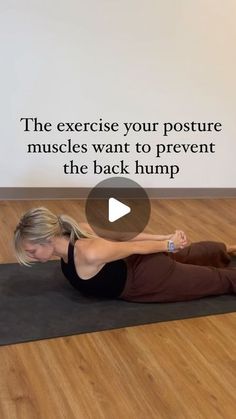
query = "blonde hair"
xmin=14 ymin=207 xmax=94 ymax=266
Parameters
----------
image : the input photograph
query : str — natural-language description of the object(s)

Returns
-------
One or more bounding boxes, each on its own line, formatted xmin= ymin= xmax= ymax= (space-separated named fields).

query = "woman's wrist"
xmin=166 ymin=240 xmax=176 ymax=252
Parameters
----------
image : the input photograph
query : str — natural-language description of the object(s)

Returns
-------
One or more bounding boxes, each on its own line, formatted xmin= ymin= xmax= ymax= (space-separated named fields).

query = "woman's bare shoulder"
xmin=74 ymin=237 xmax=102 ymax=257
xmin=75 ymin=237 xmax=136 ymax=265
xmin=74 ymin=237 xmax=113 ymax=273
xmin=74 ymin=237 xmax=117 ymax=263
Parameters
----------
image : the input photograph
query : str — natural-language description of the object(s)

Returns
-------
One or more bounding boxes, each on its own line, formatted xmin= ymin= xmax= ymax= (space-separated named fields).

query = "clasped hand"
xmin=169 ymin=230 xmax=188 ymax=251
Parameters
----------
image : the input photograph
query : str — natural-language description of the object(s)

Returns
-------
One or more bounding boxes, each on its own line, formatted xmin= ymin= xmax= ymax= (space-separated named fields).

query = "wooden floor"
xmin=1 ymin=198 xmax=236 ymax=418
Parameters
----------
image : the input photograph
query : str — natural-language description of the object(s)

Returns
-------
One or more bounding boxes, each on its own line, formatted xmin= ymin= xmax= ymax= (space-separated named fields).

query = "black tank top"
xmin=61 ymin=241 xmax=127 ymax=298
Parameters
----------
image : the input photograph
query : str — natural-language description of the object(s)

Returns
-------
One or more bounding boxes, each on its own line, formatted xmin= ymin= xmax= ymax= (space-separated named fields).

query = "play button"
xmin=108 ymin=198 xmax=131 ymax=222
xmin=85 ymin=177 xmax=151 ymax=240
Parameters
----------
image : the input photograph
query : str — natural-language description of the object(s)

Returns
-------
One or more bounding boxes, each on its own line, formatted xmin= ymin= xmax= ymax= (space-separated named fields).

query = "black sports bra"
xmin=61 ymin=241 xmax=127 ymax=298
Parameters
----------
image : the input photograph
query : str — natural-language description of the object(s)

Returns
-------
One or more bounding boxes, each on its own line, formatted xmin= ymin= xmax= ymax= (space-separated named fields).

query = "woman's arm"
xmin=77 ymin=230 xmax=188 ymax=266
xmin=129 ymin=232 xmax=172 ymax=241
xmin=79 ymin=222 xmax=183 ymax=242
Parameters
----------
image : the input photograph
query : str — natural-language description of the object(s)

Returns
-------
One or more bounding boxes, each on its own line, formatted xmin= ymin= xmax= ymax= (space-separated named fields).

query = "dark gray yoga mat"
xmin=1 ymin=259 xmax=236 ymax=346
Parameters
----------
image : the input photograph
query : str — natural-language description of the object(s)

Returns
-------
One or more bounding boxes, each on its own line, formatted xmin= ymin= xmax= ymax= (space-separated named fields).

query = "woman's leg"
xmin=156 ymin=261 xmax=236 ymax=302
xmin=170 ymin=241 xmax=231 ymax=267
xmin=121 ymin=252 xmax=236 ymax=303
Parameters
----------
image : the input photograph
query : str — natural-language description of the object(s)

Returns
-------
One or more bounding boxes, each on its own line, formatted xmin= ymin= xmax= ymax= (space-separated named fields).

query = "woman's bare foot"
xmin=226 ymin=244 xmax=236 ymax=254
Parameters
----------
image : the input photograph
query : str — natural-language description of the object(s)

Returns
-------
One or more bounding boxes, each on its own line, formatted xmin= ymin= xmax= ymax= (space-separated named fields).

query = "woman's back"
xmin=61 ymin=241 xmax=127 ymax=298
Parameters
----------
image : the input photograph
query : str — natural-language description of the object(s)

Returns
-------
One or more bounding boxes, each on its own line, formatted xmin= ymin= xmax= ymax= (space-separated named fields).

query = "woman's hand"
xmin=169 ymin=230 xmax=188 ymax=251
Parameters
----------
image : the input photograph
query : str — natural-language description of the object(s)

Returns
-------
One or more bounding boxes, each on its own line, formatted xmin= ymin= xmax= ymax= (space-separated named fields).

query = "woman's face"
xmin=22 ymin=240 xmax=54 ymax=263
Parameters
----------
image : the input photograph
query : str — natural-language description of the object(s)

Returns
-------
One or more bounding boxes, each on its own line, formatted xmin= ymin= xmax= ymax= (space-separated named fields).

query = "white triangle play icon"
xmin=108 ymin=197 xmax=131 ymax=222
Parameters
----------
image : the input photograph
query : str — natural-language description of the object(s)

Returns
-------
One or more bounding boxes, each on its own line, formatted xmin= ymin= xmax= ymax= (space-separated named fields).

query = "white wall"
xmin=1 ymin=0 xmax=236 ymax=187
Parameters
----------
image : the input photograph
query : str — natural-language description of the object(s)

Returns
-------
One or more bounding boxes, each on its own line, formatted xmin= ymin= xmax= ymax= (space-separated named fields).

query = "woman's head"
xmin=14 ymin=207 xmax=92 ymax=265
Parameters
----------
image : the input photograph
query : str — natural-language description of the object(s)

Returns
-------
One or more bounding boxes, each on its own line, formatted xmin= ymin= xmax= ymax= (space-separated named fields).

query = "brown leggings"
xmin=120 ymin=241 xmax=236 ymax=302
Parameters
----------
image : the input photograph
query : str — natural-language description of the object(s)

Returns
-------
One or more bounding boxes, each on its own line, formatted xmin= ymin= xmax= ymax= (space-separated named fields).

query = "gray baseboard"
xmin=0 ymin=188 xmax=236 ymax=200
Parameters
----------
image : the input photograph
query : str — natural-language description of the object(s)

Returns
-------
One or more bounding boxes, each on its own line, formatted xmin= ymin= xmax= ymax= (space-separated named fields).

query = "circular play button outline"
xmin=85 ymin=177 xmax=151 ymax=241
